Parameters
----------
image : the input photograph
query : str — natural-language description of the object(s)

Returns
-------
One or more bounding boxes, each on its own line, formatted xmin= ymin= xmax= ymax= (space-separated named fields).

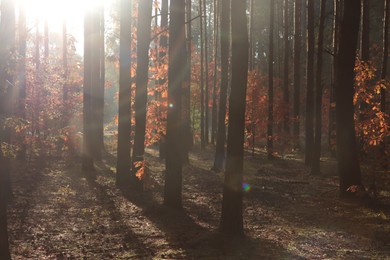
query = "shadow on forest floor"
xmin=6 ymin=145 xmax=390 ymax=259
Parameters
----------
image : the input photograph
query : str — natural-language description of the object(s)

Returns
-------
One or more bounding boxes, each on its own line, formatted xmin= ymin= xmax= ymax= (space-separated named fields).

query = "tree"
xmin=212 ymin=0 xmax=230 ymax=171
xmin=203 ymin=0 xmax=210 ymax=145
xmin=305 ymin=0 xmax=315 ymax=165
xmin=283 ymin=0 xmax=290 ymax=147
xmin=382 ymin=0 xmax=389 ymax=113
xmin=311 ymin=0 xmax=326 ymax=175
xmin=336 ymin=0 xmax=364 ymax=196
xmin=164 ymin=0 xmax=186 ymax=209
xmin=82 ymin=8 xmax=95 ymax=172
xmin=132 ymin=0 xmax=153 ymax=189
xmin=0 ymin=0 xmax=15 ymax=258
xmin=293 ymin=0 xmax=302 ymax=149
xmin=220 ymin=0 xmax=248 ymax=235
xmin=267 ymin=0 xmax=275 ymax=160
xmin=199 ymin=0 xmax=206 ymax=149
xmin=116 ymin=0 xmax=133 ymax=186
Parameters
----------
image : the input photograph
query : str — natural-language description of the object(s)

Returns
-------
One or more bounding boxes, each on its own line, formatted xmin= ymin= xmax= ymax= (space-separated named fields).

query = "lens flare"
xmin=242 ymin=183 xmax=251 ymax=192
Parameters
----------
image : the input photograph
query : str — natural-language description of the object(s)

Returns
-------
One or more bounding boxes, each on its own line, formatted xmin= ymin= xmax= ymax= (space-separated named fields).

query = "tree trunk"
xmin=96 ymin=6 xmax=106 ymax=156
xmin=305 ymin=0 xmax=315 ymax=165
xmin=329 ymin=0 xmax=340 ymax=156
xmin=381 ymin=0 xmax=389 ymax=113
xmin=44 ymin=19 xmax=49 ymax=59
xmin=267 ymin=0 xmax=275 ymax=160
xmin=82 ymin=8 xmax=95 ymax=172
xmin=116 ymin=0 xmax=133 ymax=187
xmin=211 ymin=0 xmax=219 ymax=145
xmin=336 ymin=0 xmax=363 ymax=195
xmin=164 ymin=0 xmax=186 ymax=209
xmin=18 ymin=4 xmax=27 ymax=160
xmin=204 ymin=0 xmax=210 ymax=145
xmin=283 ymin=0 xmax=290 ymax=148
xmin=159 ymin=0 xmax=168 ymax=159
xmin=293 ymin=0 xmax=302 ymax=150
xmin=182 ymin=0 xmax=192 ymax=164
xmin=212 ymin=0 xmax=230 ymax=171
xmin=132 ymin=0 xmax=153 ymax=189
xmin=199 ymin=0 xmax=206 ymax=149
xmin=311 ymin=0 xmax=326 ymax=175
xmin=0 ymin=1 xmax=15 ymax=258
xmin=220 ymin=0 xmax=248 ymax=236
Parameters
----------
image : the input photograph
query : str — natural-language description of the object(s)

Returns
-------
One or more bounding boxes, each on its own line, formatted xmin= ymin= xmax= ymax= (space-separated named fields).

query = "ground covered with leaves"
xmin=7 ymin=147 xmax=390 ymax=259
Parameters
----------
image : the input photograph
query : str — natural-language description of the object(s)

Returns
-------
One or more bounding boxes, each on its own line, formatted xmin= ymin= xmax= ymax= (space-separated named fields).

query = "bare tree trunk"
xmin=44 ymin=19 xmax=49 ymax=59
xmin=283 ymin=0 xmax=290 ymax=150
xmin=132 ymin=0 xmax=153 ymax=189
xmin=336 ymin=0 xmax=364 ymax=196
xmin=311 ymin=0 xmax=326 ymax=175
xmin=267 ymin=0 xmax=275 ymax=160
xmin=83 ymin=8 xmax=95 ymax=172
xmin=381 ymin=0 xmax=389 ymax=113
xmin=116 ymin=0 xmax=133 ymax=186
xmin=293 ymin=0 xmax=302 ymax=150
xmin=0 ymin=1 xmax=15 ymax=257
xmin=305 ymin=0 xmax=315 ymax=165
xmin=220 ymin=0 xmax=248 ymax=236
xmin=212 ymin=0 xmax=230 ymax=171
xmin=211 ymin=0 xmax=219 ymax=145
xmin=164 ymin=0 xmax=186 ymax=209
xmin=204 ymin=0 xmax=210 ymax=144
xmin=199 ymin=0 xmax=206 ymax=149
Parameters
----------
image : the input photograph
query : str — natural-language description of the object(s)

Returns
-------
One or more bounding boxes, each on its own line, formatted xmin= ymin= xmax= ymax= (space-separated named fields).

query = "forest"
xmin=0 ymin=0 xmax=389 ymax=258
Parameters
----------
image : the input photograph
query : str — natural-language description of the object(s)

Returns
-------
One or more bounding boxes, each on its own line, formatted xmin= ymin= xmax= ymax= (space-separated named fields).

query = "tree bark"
xmin=311 ymin=0 xmax=326 ymax=175
xmin=336 ymin=0 xmax=363 ymax=195
xmin=293 ymin=0 xmax=302 ymax=149
xmin=305 ymin=0 xmax=315 ymax=165
xmin=267 ymin=0 xmax=275 ymax=160
xmin=220 ymin=0 xmax=248 ymax=236
xmin=116 ymin=0 xmax=133 ymax=186
xmin=204 ymin=0 xmax=210 ymax=144
xmin=82 ymin=8 xmax=95 ymax=172
xmin=132 ymin=0 xmax=153 ymax=189
xmin=212 ymin=0 xmax=230 ymax=171
xmin=164 ymin=0 xmax=186 ymax=209
xmin=283 ymin=0 xmax=290 ymax=148
xmin=382 ymin=0 xmax=389 ymax=113
xmin=199 ymin=0 xmax=206 ymax=149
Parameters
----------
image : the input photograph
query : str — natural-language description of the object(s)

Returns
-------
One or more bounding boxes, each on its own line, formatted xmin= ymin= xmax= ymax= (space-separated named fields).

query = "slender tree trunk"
xmin=361 ymin=0 xmax=370 ymax=61
xmin=63 ymin=20 xmax=68 ymax=103
xmin=116 ymin=0 xmax=133 ymax=186
xmin=132 ymin=0 xmax=153 ymax=189
xmin=18 ymin=4 xmax=27 ymax=159
xmin=293 ymin=0 xmax=302 ymax=149
xmin=182 ymin=0 xmax=192 ymax=164
xmin=336 ymin=0 xmax=363 ymax=195
xmin=164 ymin=0 xmax=186 ymax=209
xmin=212 ymin=0 xmax=230 ymax=171
xmin=204 ymin=0 xmax=210 ymax=144
xmin=220 ymin=0 xmax=248 ymax=236
xmin=158 ymin=0 xmax=168 ymax=159
xmin=305 ymin=0 xmax=315 ymax=165
xmin=283 ymin=0 xmax=290 ymax=148
xmin=199 ymin=0 xmax=206 ymax=149
xmin=96 ymin=6 xmax=106 ymax=155
xmin=267 ymin=0 xmax=275 ymax=160
xmin=82 ymin=8 xmax=95 ymax=172
xmin=0 ymin=1 xmax=15 ymax=257
xmin=90 ymin=7 xmax=102 ymax=162
xmin=329 ymin=0 xmax=340 ymax=156
xmin=311 ymin=0 xmax=326 ymax=175
xmin=382 ymin=0 xmax=389 ymax=113
xmin=211 ymin=0 xmax=218 ymax=145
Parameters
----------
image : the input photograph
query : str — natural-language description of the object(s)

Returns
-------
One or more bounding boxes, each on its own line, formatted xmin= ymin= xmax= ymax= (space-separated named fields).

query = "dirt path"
xmin=7 ymin=148 xmax=390 ymax=259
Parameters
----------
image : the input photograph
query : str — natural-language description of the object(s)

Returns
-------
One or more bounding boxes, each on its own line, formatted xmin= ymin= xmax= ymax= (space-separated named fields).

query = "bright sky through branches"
xmin=17 ymin=0 xmax=110 ymax=53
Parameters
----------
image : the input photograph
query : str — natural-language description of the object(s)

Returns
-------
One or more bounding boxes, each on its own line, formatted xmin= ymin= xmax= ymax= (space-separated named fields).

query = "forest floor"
xmin=7 ymin=145 xmax=390 ymax=259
